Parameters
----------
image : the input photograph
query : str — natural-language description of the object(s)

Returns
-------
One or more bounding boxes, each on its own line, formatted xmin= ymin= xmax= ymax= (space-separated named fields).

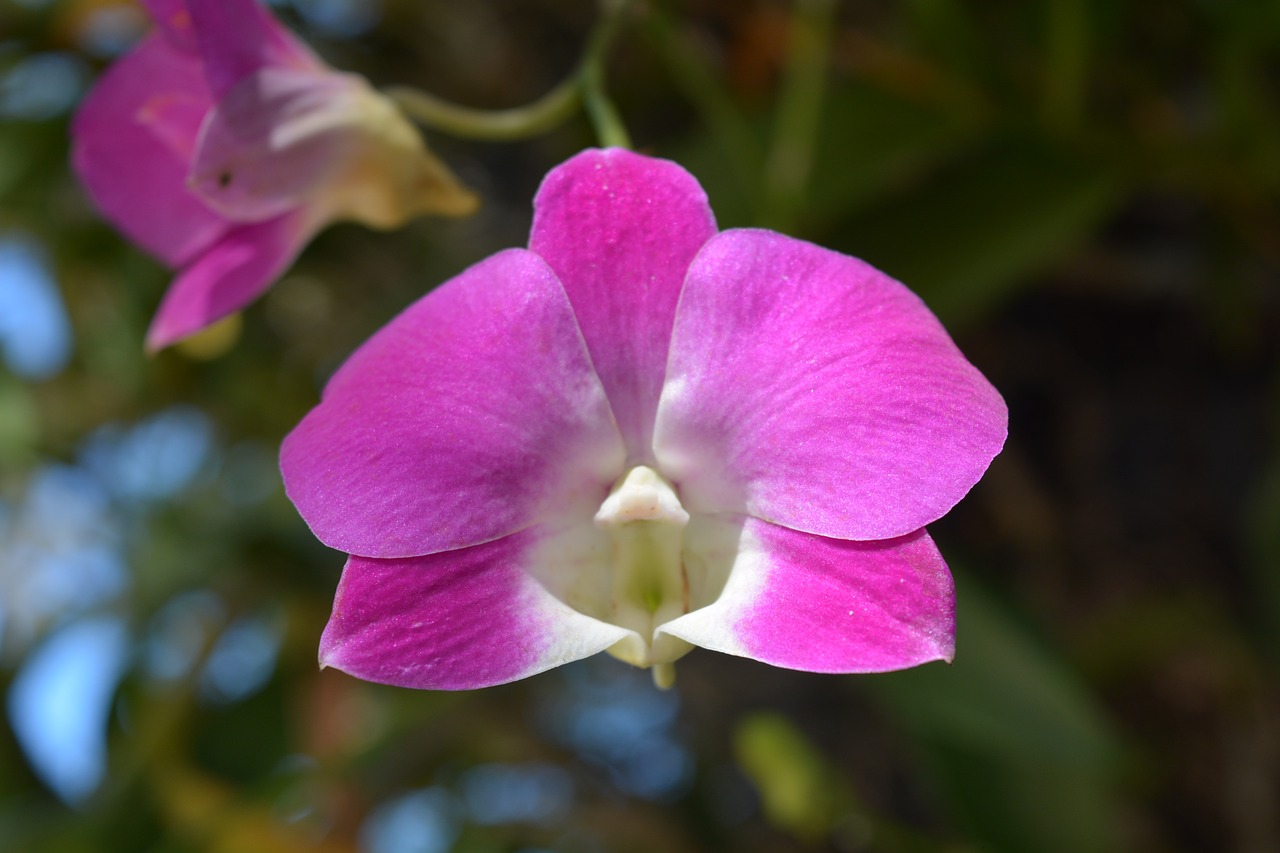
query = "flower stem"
xmin=386 ymin=0 xmax=633 ymax=147
xmin=386 ymin=80 xmax=581 ymax=142
xmin=581 ymin=0 xmax=634 ymax=148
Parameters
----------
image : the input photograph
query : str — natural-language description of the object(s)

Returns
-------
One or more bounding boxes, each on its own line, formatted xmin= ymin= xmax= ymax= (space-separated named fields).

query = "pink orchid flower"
xmin=281 ymin=149 xmax=1008 ymax=690
xmin=72 ymin=0 xmax=476 ymax=351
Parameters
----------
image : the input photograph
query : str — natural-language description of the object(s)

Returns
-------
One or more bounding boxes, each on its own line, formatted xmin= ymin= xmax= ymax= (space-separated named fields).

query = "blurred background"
xmin=1 ymin=0 xmax=1278 ymax=850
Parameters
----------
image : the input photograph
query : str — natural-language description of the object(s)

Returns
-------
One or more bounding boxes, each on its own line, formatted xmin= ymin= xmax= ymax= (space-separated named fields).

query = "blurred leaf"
xmin=803 ymin=83 xmax=983 ymax=227
xmin=866 ymin=577 xmax=1123 ymax=853
xmin=0 ymin=376 xmax=38 ymax=466
xmin=153 ymin=762 xmax=355 ymax=853
xmin=677 ymin=81 xmax=980 ymax=231
xmin=827 ymin=140 xmax=1127 ymax=326
xmin=733 ymin=712 xmax=845 ymax=843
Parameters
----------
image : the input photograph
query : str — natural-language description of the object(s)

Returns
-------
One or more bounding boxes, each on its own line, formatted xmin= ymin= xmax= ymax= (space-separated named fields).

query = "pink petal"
xmin=71 ymin=32 xmax=227 ymax=268
xmin=528 ymin=148 xmax=717 ymax=462
xmin=146 ymin=209 xmax=315 ymax=350
xmin=139 ymin=0 xmax=198 ymax=52
xmin=280 ymin=249 xmax=626 ymax=559
xmin=320 ymin=530 xmax=629 ymax=690
xmin=186 ymin=0 xmax=322 ymax=98
xmin=661 ymin=519 xmax=955 ymax=673
xmin=654 ymin=229 xmax=1008 ymax=541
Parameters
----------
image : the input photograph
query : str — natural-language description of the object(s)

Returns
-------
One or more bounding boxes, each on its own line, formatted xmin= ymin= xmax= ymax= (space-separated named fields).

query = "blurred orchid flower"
xmin=72 ymin=0 xmax=477 ymax=351
xmin=281 ymin=149 xmax=1007 ymax=690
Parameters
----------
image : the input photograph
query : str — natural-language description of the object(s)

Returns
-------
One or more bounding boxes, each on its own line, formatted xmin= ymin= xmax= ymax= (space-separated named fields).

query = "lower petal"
xmin=320 ymin=530 xmax=631 ymax=690
xmin=660 ymin=519 xmax=955 ymax=673
xmin=146 ymin=209 xmax=315 ymax=350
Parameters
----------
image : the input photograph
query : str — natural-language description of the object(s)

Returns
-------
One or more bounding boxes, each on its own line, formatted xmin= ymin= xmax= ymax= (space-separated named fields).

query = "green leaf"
xmin=825 ymin=140 xmax=1127 ymax=326
xmin=866 ymin=577 xmax=1123 ymax=853
xmin=733 ymin=713 xmax=846 ymax=843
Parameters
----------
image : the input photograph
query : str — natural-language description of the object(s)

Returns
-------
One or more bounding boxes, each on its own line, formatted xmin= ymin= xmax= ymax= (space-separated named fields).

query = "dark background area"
xmin=1 ymin=1 xmax=1277 ymax=851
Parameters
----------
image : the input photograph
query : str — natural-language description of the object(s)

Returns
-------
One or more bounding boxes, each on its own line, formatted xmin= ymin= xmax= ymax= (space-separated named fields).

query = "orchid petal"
xmin=320 ymin=530 xmax=631 ymax=690
xmin=186 ymin=0 xmax=321 ymax=98
xmin=529 ymin=148 xmax=717 ymax=462
xmin=280 ymin=249 xmax=626 ymax=559
xmin=146 ymin=209 xmax=315 ymax=350
xmin=71 ymin=33 xmax=227 ymax=268
xmin=139 ymin=0 xmax=198 ymax=52
xmin=660 ymin=519 xmax=955 ymax=673
xmin=655 ymin=229 xmax=1008 ymax=541
xmin=189 ymin=69 xmax=477 ymax=226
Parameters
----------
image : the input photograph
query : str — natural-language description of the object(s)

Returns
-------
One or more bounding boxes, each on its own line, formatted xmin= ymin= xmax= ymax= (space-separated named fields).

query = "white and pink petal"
xmin=320 ymin=530 xmax=631 ymax=690
xmin=660 ymin=518 xmax=955 ymax=673
xmin=655 ymin=228 xmax=1008 ymax=542
xmin=188 ymin=68 xmax=368 ymax=222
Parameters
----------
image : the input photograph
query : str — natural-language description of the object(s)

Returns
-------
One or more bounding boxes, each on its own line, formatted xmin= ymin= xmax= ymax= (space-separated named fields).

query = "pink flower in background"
xmin=72 ymin=0 xmax=476 ymax=351
xmin=281 ymin=148 xmax=1007 ymax=690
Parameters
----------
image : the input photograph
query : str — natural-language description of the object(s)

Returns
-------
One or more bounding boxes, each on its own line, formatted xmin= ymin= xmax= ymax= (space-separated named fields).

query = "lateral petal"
xmin=529 ymin=148 xmax=717 ymax=462
xmin=145 ymin=210 xmax=315 ymax=350
xmin=655 ymin=229 xmax=1008 ymax=541
xmin=71 ymin=32 xmax=227 ymax=268
xmin=280 ymin=249 xmax=626 ymax=559
xmin=660 ymin=519 xmax=955 ymax=673
xmin=320 ymin=530 xmax=631 ymax=690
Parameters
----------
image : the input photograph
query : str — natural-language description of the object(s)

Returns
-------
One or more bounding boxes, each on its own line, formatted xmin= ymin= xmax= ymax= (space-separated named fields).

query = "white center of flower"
xmin=592 ymin=466 xmax=694 ymax=684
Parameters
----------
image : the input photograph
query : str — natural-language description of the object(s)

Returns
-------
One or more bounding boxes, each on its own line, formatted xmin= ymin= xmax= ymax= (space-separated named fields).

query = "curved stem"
xmin=581 ymin=61 xmax=633 ymax=149
xmin=386 ymin=0 xmax=633 ymax=146
xmin=386 ymin=79 xmax=581 ymax=142
xmin=579 ymin=0 xmax=634 ymax=148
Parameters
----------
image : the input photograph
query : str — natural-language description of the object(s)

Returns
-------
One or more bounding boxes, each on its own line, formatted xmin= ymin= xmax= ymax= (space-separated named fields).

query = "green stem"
xmin=580 ymin=0 xmax=633 ymax=148
xmin=764 ymin=0 xmax=838 ymax=231
xmin=386 ymin=80 xmax=581 ymax=142
xmin=387 ymin=0 xmax=632 ymax=147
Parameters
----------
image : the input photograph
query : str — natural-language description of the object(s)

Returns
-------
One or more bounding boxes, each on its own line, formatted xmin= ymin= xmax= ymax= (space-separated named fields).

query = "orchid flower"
xmin=281 ymin=149 xmax=1007 ymax=690
xmin=72 ymin=0 xmax=477 ymax=351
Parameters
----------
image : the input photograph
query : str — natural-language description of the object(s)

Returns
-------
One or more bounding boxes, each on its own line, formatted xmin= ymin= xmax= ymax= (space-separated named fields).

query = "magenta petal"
xmin=655 ymin=229 xmax=1008 ymax=541
xmin=320 ymin=531 xmax=629 ymax=690
xmin=662 ymin=520 xmax=954 ymax=673
xmin=187 ymin=0 xmax=321 ymax=97
xmin=140 ymin=0 xmax=198 ymax=52
xmin=529 ymin=148 xmax=717 ymax=461
xmin=71 ymin=32 xmax=227 ymax=268
xmin=280 ymin=249 xmax=626 ymax=559
xmin=146 ymin=210 xmax=313 ymax=350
